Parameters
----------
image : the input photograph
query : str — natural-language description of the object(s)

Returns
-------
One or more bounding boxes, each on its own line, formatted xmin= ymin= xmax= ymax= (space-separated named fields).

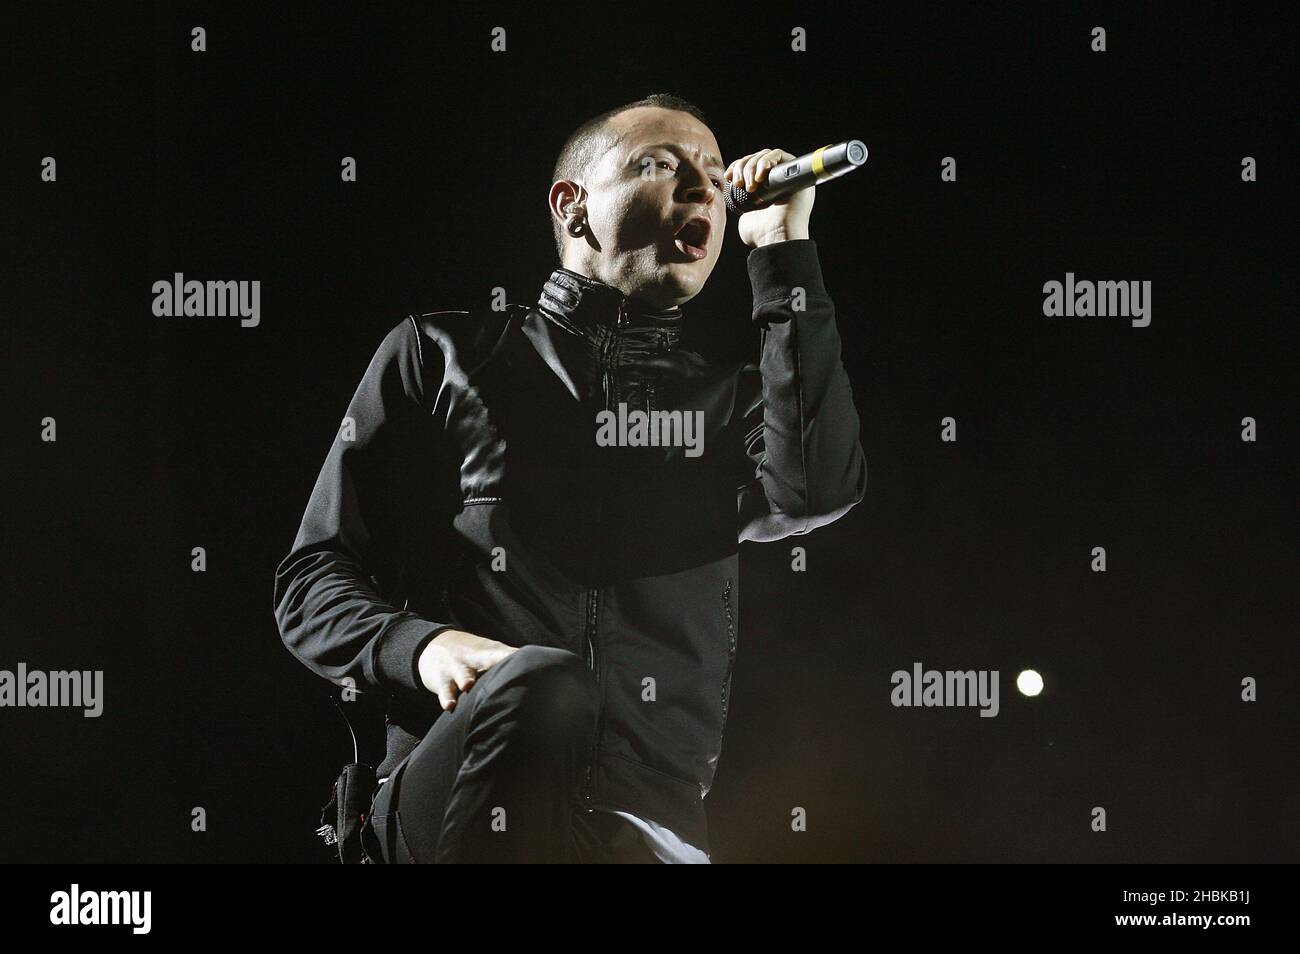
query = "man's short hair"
xmin=550 ymin=93 xmax=711 ymax=259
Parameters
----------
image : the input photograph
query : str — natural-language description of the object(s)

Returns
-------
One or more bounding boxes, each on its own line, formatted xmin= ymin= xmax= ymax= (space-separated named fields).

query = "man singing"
xmin=272 ymin=93 xmax=867 ymax=863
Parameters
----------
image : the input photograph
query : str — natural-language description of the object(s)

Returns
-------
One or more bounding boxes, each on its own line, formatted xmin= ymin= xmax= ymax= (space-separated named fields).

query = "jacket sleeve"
xmin=734 ymin=239 xmax=868 ymax=543
xmin=272 ymin=316 xmax=454 ymax=703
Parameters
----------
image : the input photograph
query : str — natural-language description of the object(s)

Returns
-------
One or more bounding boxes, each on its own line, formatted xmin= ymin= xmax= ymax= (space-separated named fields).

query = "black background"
xmin=6 ymin=2 xmax=1295 ymax=863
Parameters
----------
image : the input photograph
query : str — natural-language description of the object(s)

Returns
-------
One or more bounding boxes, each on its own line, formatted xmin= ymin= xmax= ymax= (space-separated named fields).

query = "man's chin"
xmin=659 ymin=259 xmax=712 ymax=298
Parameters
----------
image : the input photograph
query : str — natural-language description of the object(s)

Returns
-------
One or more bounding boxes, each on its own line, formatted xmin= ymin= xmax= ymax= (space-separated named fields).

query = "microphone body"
xmin=724 ymin=139 xmax=868 ymax=214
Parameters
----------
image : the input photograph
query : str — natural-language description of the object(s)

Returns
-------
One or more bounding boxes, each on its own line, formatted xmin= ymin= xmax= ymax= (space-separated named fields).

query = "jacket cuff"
xmin=374 ymin=617 xmax=454 ymax=696
xmin=746 ymin=238 xmax=828 ymax=325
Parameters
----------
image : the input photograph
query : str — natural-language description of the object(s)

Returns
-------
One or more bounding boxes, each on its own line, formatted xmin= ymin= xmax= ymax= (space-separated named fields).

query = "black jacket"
xmin=272 ymin=238 xmax=867 ymax=853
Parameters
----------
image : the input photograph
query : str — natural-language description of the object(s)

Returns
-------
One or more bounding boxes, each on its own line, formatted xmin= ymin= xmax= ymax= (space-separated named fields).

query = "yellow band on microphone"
xmin=811 ymin=144 xmax=833 ymax=180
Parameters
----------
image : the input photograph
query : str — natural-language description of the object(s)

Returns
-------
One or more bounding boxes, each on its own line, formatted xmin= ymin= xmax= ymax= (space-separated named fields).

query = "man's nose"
xmin=678 ymin=165 xmax=717 ymax=205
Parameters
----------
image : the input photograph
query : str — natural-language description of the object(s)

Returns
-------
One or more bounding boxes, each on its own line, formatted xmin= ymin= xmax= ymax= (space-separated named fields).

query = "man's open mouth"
xmin=672 ymin=217 xmax=711 ymax=261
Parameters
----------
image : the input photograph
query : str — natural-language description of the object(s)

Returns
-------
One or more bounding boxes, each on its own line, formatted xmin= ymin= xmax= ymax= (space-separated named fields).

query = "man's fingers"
xmin=422 ymin=636 xmax=523 ymax=708
xmin=433 ymin=677 xmax=460 ymax=712
xmin=725 ymin=148 xmax=797 ymax=192
xmin=741 ymin=150 xmax=766 ymax=191
xmin=754 ymin=149 xmax=792 ymax=189
xmin=451 ymin=663 xmax=477 ymax=694
xmin=752 ymin=149 xmax=796 ymax=191
xmin=726 ymin=151 xmax=766 ymax=191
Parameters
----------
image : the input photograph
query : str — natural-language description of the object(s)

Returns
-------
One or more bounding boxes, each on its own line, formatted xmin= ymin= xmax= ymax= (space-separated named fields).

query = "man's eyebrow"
xmin=635 ymin=143 xmax=725 ymax=170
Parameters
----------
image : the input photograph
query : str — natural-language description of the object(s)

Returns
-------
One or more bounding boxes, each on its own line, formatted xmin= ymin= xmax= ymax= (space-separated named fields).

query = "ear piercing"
xmin=565 ymin=203 xmax=586 ymax=236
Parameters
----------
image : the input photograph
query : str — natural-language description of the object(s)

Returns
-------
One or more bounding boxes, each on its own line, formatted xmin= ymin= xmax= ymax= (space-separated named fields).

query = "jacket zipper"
xmin=584 ymin=306 xmax=617 ymax=808
xmin=645 ymin=329 xmax=669 ymax=413
xmin=581 ymin=586 xmax=601 ymax=807
xmin=720 ymin=578 xmax=737 ymax=736
xmin=600 ymin=298 xmax=625 ymax=408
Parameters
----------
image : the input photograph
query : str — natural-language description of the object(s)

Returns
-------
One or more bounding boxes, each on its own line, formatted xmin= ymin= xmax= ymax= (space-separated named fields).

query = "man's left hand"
xmin=724 ymin=147 xmax=814 ymax=248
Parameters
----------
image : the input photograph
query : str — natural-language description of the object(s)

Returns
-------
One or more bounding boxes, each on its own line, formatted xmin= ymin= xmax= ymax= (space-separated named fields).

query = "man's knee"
xmin=494 ymin=645 xmax=599 ymax=740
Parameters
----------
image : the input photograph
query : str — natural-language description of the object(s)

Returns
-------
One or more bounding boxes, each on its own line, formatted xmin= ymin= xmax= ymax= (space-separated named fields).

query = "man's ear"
xmin=549 ymin=180 xmax=587 ymax=227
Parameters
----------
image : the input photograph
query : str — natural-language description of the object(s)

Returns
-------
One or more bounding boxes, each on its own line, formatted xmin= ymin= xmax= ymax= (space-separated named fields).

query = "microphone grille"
xmin=723 ymin=182 xmax=753 ymax=215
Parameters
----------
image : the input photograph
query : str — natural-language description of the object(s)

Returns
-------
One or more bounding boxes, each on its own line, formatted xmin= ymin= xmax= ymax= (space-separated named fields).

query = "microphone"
xmin=724 ymin=139 xmax=868 ymax=214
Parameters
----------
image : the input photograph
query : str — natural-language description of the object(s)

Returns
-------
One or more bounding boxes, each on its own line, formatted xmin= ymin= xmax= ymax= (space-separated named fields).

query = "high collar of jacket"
xmin=532 ymin=266 xmax=695 ymax=409
xmin=537 ymin=266 xmax=685 ymax=342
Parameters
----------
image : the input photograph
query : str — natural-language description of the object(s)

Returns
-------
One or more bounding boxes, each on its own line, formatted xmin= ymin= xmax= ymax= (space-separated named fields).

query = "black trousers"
xmin=360 ymin=644 xmax=661 ymax=863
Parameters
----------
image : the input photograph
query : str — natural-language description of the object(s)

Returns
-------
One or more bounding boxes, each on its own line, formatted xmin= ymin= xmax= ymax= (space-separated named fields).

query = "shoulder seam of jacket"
xmin=410 ymin=309 xmax=472 ymax=319
xmin=404 ymin=315 xmax=428 ymax=412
